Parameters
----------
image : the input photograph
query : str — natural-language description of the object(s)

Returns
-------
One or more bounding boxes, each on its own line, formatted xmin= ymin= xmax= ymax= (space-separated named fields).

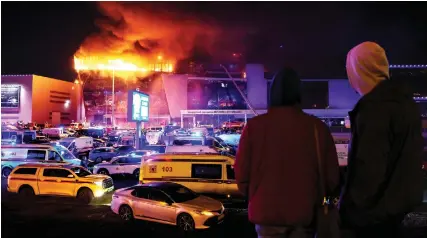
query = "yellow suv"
xmin=7 ymin=163 xmax=114 ymax=203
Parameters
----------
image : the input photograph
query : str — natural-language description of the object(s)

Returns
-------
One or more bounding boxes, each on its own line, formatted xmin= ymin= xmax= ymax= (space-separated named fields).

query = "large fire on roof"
xmin=72 ymin=2 xmax=221 ymax=77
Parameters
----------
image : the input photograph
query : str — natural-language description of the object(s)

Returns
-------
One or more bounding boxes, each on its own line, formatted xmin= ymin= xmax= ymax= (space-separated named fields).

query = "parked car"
xmin=89 ymin=146 xmax=135 ymax=164
xmin=115 ymin=145 xmax=135 ymax=155
xmin=89 ymin=147 xmax=119 ymax=164
xmin=93 ymin=138 xmax=106 ymax=148
xmin=111 ymin=182 xmax=225 ymax=231
xmin=93 ymin=156 xmax=141 ymax=178
xmin=7 ymin=163 xmax=113 ymax=204
xmin=127 ymin=150 xmax=157 ymax=157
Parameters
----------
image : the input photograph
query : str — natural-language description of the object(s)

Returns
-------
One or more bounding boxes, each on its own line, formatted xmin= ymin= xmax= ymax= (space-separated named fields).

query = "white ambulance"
xmin=139 ymin=153 xmax=240 ymax=198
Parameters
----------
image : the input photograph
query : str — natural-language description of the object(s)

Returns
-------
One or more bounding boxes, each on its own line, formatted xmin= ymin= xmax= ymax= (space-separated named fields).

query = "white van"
xmin=57 ymin=137 xmax=94 ymax=159
xmin=147 ymin=126 xmax=164 ymax=133
xmin=146 ymin=131 xmax=163 ymax=145
xmin=42 ymin=128 xmax=68 ymax=139
xmin=1 ymin=144 xmax=81 ymax=177
xmin=58 ymin=137 xmax=93 ymax=152
xmin=139 ymin=153 xmax=240 ymax=198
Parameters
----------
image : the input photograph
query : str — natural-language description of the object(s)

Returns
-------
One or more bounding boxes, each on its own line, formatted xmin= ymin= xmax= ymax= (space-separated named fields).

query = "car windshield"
xmin=54 ymin=146 xmax=77 ymax=161
xmin=214 ymin=137 xmax=227 ymax=146
xmin=70 ymin=166 xmax=92 ymax=177
xmin=164 ymin=185 xmax=199 ymax=203
xmin=59 ymin=141 xmax=71 ymax=148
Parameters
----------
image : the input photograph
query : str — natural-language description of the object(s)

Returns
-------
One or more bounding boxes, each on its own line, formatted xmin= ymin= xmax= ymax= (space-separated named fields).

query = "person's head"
xmin=269 ymin=68 xmax=301 ymax=107
xmin=346 ymin=41 xmax=389 ymax=96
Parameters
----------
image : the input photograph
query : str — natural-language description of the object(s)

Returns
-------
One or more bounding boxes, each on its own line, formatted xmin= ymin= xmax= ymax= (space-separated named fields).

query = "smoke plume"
xmin=76 ymin=2 xmax=245 ymax=65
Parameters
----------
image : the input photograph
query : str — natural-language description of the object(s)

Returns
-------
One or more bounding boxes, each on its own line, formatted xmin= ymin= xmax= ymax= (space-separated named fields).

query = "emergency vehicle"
xmin=139 ymin=153 xmax=240 ymax=198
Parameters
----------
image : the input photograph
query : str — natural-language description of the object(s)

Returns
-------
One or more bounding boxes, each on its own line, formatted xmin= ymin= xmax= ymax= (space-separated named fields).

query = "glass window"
xmin=27 ymin=150 xmax=46 ymax=160
xmin=70 ymin=167 xmax=91 ymax=177
xmin=226 ymin=165 xmax=235 ymax=180
xmin=48 ymin=151 xmax=62 ymax=162
xmin=164 ymin=185 xmax=199 ymax=203
xmin=191 ymin=164 xmax=222 ymax=179
xmin=43 ymin=169 xmax=72 ymax=178
xmin=131 ymin=187 xmax=149 ymax=199
xmin=14 ymin=168 xmax=37 ymax=175
xmin=149 ymin=189 xmax=171 ymax=203
xmin=117 ymin=157 xmax=128 ymax=163
xmin=128 ymin=157 xmax=141 ymax=164
xmin=300 ymin=81 xmax=329 ymax=109
xmin=205 ymin=138 xmax=214 ymax=146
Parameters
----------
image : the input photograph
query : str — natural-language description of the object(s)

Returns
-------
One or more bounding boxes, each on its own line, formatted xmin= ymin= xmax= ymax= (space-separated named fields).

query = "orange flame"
xmin=74 ymin=56 xmax=173 ymax=74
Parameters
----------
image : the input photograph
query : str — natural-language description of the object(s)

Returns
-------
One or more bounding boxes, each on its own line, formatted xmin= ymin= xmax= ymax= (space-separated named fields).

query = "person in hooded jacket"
xmin=339 ymin=42 xmax=424 ymax=238
xmin=234 ymin=68 xmax=340 ymax=238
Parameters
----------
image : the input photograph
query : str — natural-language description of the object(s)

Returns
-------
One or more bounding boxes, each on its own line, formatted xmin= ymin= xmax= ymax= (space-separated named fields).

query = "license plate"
xmin=218 ymin=214 xmax=225 ymax=221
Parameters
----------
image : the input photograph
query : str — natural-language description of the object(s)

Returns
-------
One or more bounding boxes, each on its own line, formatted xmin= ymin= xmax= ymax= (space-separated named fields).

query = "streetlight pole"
xmin=112 ymin=69 xmax=115 ymax=128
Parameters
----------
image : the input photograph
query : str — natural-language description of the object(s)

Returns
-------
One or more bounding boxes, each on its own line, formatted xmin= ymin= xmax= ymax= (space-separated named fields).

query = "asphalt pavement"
xmin=2 ymin=175 xmax=427 ymax=238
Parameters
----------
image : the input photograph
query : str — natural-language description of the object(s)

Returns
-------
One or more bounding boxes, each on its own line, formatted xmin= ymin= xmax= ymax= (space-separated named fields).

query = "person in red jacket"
xmin=235 ymin=68 xmax=340 ymax=238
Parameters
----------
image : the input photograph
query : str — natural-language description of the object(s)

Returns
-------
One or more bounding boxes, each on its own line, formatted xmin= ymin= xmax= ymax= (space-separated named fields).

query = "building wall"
xmin=32 ymin=75 xmax=80 ymax=125
xmin=246 ymin=64 xmax=267 ymax=109
xmin=1 ymin=75 xmax=33 ymax=123
xmin=328 ymin=80 xmax=360 ymax=109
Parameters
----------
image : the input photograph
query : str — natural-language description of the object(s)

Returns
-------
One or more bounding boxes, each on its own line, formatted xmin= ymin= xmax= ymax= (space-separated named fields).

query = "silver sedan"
xmin=111 ymin=182 xmax=225 ymax=231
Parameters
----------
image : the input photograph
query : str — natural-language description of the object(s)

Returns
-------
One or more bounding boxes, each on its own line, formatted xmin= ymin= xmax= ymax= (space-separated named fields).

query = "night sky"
xmin=2 ymin=1 xmax=427 ymax=81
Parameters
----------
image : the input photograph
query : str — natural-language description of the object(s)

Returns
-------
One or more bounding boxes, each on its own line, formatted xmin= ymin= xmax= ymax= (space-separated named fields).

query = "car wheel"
xmin=76 ymin=188 xmax=94 ymax=204
xmin=177 ymin=213 xmax=195 ymax=232
xmin=119 ymin=205 xmax=134 ymax=221
xmin=133 ymin=169 xmax=140 ymax=179
xmin=98 ymin=169 xmax=109 ymax=175
xmin=96 ymin=157 xmax=103 ymax=163
xmin=2 ymin=167 xmax=12 ymax=178
xmin=19 ymin=186 xmax=35 ymax=198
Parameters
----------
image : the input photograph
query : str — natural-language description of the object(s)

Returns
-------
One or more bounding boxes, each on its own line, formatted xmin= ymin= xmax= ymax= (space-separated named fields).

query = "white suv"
xmin=93 ymin=156 xmax=141 ymax=178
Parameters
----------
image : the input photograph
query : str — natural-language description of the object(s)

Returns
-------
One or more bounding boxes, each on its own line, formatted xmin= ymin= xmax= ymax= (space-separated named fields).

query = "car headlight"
xmin=194 ymin=210 xmax=214 ymax=216
xmin=94 ymin=181 xmax=103 ymax=187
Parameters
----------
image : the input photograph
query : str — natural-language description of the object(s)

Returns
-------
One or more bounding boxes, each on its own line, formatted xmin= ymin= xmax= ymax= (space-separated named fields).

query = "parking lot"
xmin=2 ymin=176 xmax=427 ymax=238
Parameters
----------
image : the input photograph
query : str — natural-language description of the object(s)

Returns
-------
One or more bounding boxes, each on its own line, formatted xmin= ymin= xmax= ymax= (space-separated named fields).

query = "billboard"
xmin=127 ymin=90 xmax=150 ymax=122
xmin=1 ymin=85 xmax=20 ymax=108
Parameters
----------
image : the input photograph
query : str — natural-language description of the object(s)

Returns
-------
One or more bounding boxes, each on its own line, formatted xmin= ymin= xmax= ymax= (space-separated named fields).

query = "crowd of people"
xmin=234 ymin=42 xmax=424 ymax=238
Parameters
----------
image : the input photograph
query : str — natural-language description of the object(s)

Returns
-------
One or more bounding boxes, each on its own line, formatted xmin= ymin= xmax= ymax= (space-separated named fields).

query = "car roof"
xmin=16 ymin=163 xmax=76 ymax=169
xmin=147 ymin=153 xmax=233 ymax=161
xmin=141 ymin=181 xmax=185 ymax=190
xmin=2 ymin=144 xmax=53 ymax=149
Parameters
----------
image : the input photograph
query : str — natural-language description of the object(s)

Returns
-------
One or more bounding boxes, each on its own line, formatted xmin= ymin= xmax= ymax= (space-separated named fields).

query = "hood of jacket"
xmin=346 ymin=42 xmax=390 ymax=96
xmin=269 ymin=68 xmax=301 ymax=107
